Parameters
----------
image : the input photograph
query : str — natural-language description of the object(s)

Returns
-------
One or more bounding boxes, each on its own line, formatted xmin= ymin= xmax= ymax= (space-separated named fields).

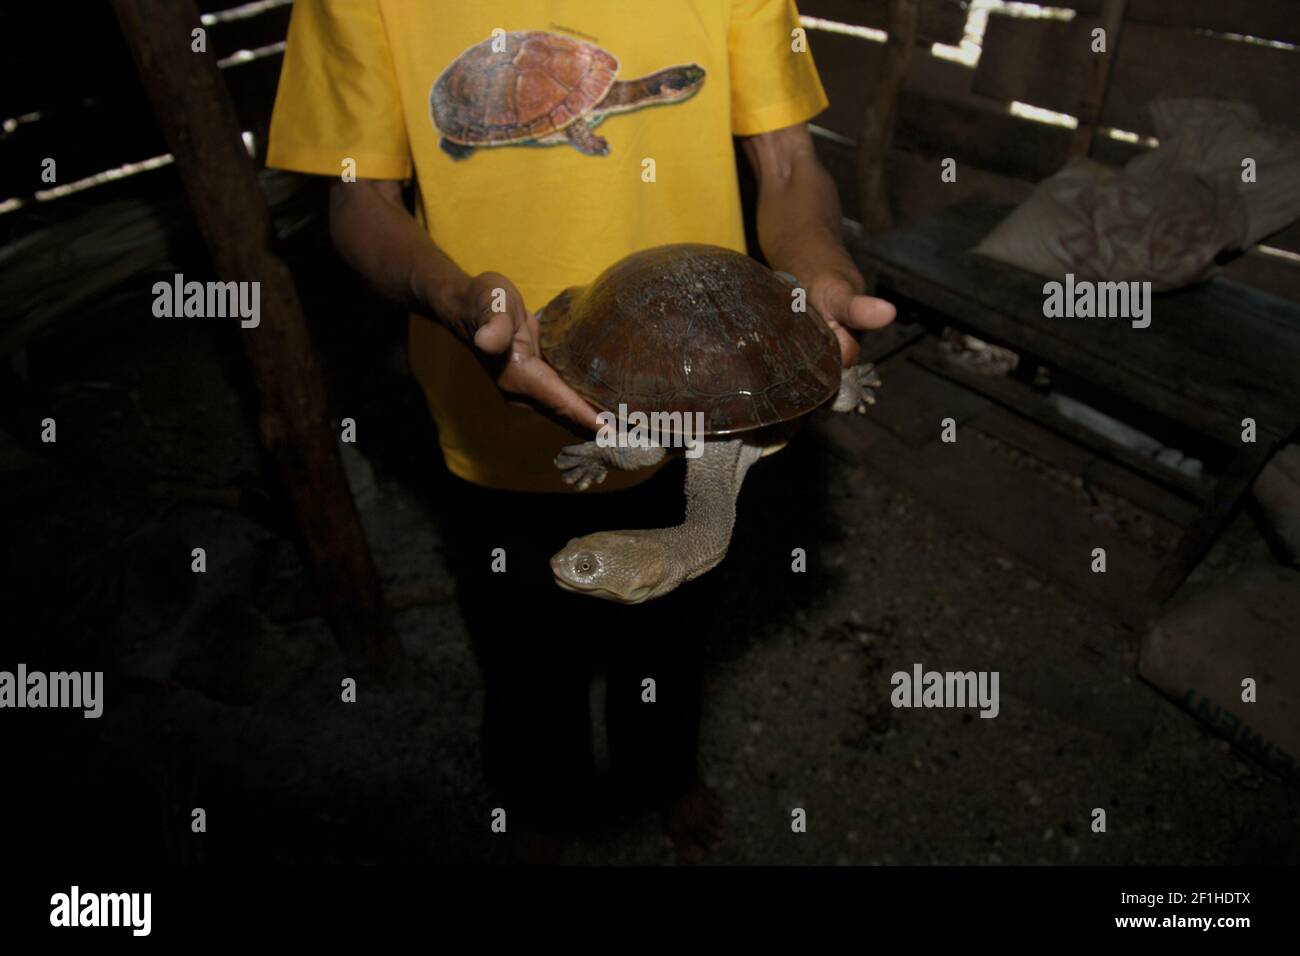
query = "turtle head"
xmin=673 ymin=64 xmax=707 ymax=91
xmin=550 ymin=531 xmax=679 ymax=604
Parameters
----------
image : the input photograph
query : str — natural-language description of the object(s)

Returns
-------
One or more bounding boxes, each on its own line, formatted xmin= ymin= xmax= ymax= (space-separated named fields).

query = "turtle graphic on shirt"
xmin=431 ymin=30 xmax=706 ymax=159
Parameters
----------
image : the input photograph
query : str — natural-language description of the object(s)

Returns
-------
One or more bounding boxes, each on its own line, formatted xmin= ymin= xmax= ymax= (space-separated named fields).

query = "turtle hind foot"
xmin=831 ymin=362 xmax=882 ymax=415
xmin=440 ymin=137 xmax=475 ymax=160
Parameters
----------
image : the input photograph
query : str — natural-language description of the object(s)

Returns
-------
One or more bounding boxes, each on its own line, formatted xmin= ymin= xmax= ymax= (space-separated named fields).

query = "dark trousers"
xmin=441 ymin=459 xmax=712 ymax=832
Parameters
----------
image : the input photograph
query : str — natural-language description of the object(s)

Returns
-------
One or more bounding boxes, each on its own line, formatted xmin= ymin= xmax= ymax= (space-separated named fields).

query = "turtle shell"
xmin=538 ymin=244 xmax=842 ymax=435
xmin=431 ymin=31 xmax=619 ymax=146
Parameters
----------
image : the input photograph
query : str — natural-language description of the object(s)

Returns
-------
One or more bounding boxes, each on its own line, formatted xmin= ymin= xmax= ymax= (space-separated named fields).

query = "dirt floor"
xmin=4 ymin=270 xmax=1298 ymax=866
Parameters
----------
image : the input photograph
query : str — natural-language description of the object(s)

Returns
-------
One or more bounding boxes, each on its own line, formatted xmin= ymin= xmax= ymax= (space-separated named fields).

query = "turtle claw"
xmin=852 ymin=362 xmax=881 ymax=413
xmin=555 ymin=444 xmax=608 ymax=491
xmin=832 ymin=362 xmax=882 ymax=414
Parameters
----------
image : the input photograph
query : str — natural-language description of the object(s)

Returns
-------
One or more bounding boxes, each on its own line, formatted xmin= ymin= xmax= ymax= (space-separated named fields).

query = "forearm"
xmin=747 ymin=137 xmax=864 ymax=292
xmin=328 ymin=179 xmax=470 ymax=325
xmin=327 ymin=180 xmax=600 ymax=430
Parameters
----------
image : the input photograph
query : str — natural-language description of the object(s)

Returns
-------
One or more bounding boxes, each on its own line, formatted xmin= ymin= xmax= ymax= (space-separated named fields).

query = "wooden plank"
xmin=208 ymin=4 xmax=292 ymax=61
xmin=1219 ymin=250 xmax=1300 ymax=302
xmin=1102 ymin=21 xmax=1300 ymax=137
xmin=1260 ymin=220 xmax=1300 ymax=256
xmin=0 ymin=104 xmax=168 ymax=197
xmin=1086 ymin=131 xmax=1147 ymax=167
xmin=861 ymin=198 xmax=1300 ymax=443
xmin=0 ymin=163 xmax=186 ymax=247
xmin=894 ymin=90 xmax=1073 ymax=181
xmin=881 ymin=147 xmax=1035 ymax=224
xmin=973 ymin=13 xmax=1100 ymax=116
xmin=0 ymin=169 xmax=319 ymax=356
xmin=0 ymin=52 xmax=283 ymax=197
xmin=904 ymin=48 xmax=978 ymax=101
xmin=220 ymin=53 xmax=285 ymax=161
xmin=970 ymin=402 xmax=1202 ymax=527
xmin=806 ymin=57 xmax=1040 ymax=226
xmin=195 ymin=0 xmax=280 ymax=11
xmin=859 ymin=351 xmax=986 ymax=447
xmin=800 ymin=0 xmax=970 ymax=46
xmin=857 ymin=318 xmax=927 ymax=362
xmin=890 ymin=199 xmax=1300 ymax=408
xmin=818 ymin=407 xmax=1162 ymax=628
xmin=1125 ymin=0 xmax=1300 ymax=46
xmin=112 ymin=0 xmax=401 ymax=677
xmin=807 ymin=29 xmax=889 ymax=140
xmin=883 ymin=265 xmax=1297 ymax=445
xmin=911 ymin=347 xmax=1213 ymax=501
xmin=1145 ymin=439 xmax=1280 ymax=602
xmin=808 ymin=31 xmax=981 ymax=142
xmin=825 ymin=137 xmax=1034 ymax=232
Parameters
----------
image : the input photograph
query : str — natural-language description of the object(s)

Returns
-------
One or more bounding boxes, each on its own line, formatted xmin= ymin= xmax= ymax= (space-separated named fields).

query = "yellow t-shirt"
xmin=267 ymin=0 xmax=828 ymax=492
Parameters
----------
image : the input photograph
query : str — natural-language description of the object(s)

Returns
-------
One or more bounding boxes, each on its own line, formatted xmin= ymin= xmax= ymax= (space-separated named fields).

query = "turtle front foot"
xmin=555 ymin=443 xmax=609 ymax=491
xmin=832 ymin=362 xmax=882 ymax=415
xmin=555 ymin=441 xmax=668 ymax=490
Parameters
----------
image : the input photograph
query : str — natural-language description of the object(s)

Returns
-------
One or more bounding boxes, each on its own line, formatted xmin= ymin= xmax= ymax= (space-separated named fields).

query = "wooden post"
xmin=1146 ymin=439 xmax=1280 ymax=605
xmin=856 ymin=0 xmax=920 ymax=235
xmin=112 ymin=0 xmax=401 ymax=677
xmin=1069 ymin=0 xmax=1128 ymax=158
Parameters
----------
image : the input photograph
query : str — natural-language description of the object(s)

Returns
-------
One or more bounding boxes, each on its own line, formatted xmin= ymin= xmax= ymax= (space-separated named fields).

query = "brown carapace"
xmin=538 ymin=243 xmax=842 ymax=435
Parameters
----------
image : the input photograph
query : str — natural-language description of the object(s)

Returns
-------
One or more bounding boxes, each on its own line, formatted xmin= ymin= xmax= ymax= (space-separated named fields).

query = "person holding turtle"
xmin=268 ymin=0 xmax=895 ymax=863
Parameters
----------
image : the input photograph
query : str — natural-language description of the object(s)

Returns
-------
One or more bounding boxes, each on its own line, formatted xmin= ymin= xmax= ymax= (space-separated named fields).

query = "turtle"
xmin=430 ymin=30 xmax=706 ymax=159
xmin=537 ymin=243 xmax=882 ymax=604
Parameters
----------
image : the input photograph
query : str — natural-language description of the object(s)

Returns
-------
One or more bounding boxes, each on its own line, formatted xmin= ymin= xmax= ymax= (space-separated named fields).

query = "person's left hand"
xmin=805 ymin=270 xmax=897 ymax=367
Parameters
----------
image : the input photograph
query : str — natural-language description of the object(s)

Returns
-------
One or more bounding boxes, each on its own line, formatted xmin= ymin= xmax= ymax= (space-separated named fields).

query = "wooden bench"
xmin=859 ymin=195 xmax=1300 ymax=605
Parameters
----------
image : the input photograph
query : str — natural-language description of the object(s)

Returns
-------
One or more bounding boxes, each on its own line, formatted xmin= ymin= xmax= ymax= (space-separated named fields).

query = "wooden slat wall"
xmin=0 ymin=0 xmax=288 ymax=213
xmin=974 ymin=5 xmax=1300 ymax=138
xmin=209 ymin=4 xmax=293 ymax=61
xmin=5 ymin=0 xmax=1298 ymax=297
xmin=809 ymin=28 xmax=890 ymax=139
xmin=1125 ymin=0 xmax=1300 ymax=45
xmin=806 ymin=12 xmax=1081 ymax=209
xmin=1101 ymin=23 xmax=1300 ymax=137
xmin=0 ymin=3 xmax=141 ymax=120
xmin=969 ymin=6 xmax=1300 ymax=221
xmin=806 ymin=0 xmax=1300 ymax=301
xmin=973 ymin=15 xmax=1099 ymax=116
xmin=894 ymin=89 xmax=1072 ymax=181
xmin=799 ymin=0 xmax=969 ymax=45
xmin=884 ymin=148 xmax=1034 ymax=223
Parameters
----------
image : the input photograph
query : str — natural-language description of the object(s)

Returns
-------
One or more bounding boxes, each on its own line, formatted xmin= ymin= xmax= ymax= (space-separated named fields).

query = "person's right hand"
xmin=456 ymin=271 xmax=602 ymax=434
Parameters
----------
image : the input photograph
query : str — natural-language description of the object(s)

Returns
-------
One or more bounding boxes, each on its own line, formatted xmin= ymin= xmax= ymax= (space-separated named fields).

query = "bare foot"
xmin=659 ymin=780 xmax=724 ymax=864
